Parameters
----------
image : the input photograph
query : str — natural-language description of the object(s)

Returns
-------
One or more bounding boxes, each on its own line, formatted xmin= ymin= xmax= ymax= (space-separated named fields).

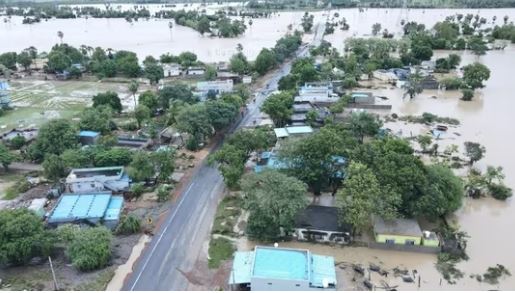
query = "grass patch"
xmin=208 ymin=237 xmax=235 ymax=269
xmin=212 ymin=195 xmax=243 ymax=236
xmin=74 ymin=267 xmax=116 ymax=291
xmin=399 ymin=112 xmax=460 ymax=126
xmin=2 ymin=176 xmax=31 ymax=200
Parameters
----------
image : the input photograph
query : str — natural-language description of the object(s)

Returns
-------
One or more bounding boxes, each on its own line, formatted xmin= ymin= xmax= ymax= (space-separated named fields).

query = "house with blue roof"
xmin=47 ymin=192 xmax=123 ymax=229
xmin=78 ymin=130 xmax=100 ymax=145
xmin=229 ymin=246 xmax=337 ymax=291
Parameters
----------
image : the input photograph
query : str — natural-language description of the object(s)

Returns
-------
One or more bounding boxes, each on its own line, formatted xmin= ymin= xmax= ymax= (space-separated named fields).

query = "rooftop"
xmin=229 ymin=246 xmax=337 ymax=288
xmin=373 ymin=217 xmax=423 ymax=237
xmin=253 ymin=246 xmax=309 ymax=281
xmin=295 ymin=205 xmax=352 ymax=233
xmin=48 ymin=192 xmax=113 ymax=224
xmin=68 ymin=166 xmax=124 ymax=179
xmin=79 ymin=130 xmax=100 ymax=137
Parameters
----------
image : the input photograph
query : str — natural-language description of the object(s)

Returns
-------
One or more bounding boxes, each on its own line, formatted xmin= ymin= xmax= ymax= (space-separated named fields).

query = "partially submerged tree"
xmin=464 ymin=141 xmax=485 ymax=165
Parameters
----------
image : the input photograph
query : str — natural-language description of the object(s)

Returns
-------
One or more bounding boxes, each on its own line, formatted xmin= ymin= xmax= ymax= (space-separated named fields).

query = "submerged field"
xmin=1 ymin=80 xmax=131 ymax=130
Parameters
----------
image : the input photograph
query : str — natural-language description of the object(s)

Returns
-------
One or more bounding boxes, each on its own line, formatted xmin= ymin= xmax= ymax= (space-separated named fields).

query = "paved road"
xmin=123 ymin=21 xmax=326 ymax=291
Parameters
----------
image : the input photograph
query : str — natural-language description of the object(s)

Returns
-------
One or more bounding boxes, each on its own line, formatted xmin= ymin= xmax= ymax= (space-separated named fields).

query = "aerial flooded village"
xmin=1 ymin=0 xmax=515 ymax=291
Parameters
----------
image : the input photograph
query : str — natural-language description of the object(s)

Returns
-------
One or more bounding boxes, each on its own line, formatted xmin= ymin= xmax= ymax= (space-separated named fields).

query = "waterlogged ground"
xmin=1 ymin=80 xmax=133 ymax=129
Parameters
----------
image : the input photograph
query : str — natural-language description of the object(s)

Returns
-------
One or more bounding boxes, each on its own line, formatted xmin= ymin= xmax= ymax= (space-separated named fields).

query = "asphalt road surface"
xmin=123 ymin=21 xmax=326 ymax=291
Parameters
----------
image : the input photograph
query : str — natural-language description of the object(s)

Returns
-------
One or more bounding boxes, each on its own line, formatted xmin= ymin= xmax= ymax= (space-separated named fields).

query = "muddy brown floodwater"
xmin=2 ymin=5 xmax=515 ymax=289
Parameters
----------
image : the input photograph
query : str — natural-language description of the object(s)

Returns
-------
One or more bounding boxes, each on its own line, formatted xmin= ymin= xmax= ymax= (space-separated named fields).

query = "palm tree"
xmin=128 ymin=80 xmax=139 ymax=108
xmin=403 ymin=68 xmax=423 ymax=99
xmin=57 ymin=31 xmax=64 ymax=44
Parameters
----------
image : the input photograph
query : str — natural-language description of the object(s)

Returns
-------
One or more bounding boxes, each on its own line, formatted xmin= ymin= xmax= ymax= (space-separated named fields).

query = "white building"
xmin=196 ymin=79 xmax=234 ymax=95
xmin=186 ymin=66 xmax=206 ymax=76
xmin=372 ymin=69 xmax=398 ymax=82
xmin=162 ymin=63 xmax=181 ymax=77
xmin=66 ymin=166 xmax=131 ymax=193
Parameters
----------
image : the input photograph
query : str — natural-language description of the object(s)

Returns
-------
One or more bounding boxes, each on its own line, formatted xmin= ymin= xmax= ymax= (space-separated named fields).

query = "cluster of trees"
xmin=209 ymin=128 xmax=275 ymax=188
xmin=254 ymin=31 xmax=303 ymax=75
xmin=155 ymin=9 xmax=246 ymax=37
xmin=301 ymin=12 xmax=314 ymax=32
xmin=0 ymin=47 xmax=38 ymax=72
xmin=8 ymin=5 xmax=151 ymax=21
xmin=159 ymin=51 xmax=201 ymax=67
xmin=277 ymin=57 xmax=319 ymax=90
xmin=466 ymin=166 xmax=513 ymax=200
xmin=491 ymin=23 xmax=515 ymax=43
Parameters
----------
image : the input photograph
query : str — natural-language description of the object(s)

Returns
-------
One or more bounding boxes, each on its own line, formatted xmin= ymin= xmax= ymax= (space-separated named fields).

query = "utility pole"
xmin=48 ymin=256 xmax=59 ymax=291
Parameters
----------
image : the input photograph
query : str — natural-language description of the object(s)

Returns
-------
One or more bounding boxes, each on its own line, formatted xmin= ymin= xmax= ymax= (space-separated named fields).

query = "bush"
xmin=461 ymin=89 xmax=474 ymax=101
xmin=440 ymin=77 xmax=464 ymax=90
xmin=208 ymin=237 xmax=235 ymax=269
xmin=67 ymin=226 xmax=112 ymax=271
xmin=156 ymin=184 xmax=172 ymax=202
xmin=9 ymin=136 xmax=26 ymax=149
xmin=0 ymin=209 xmax=54 ymax=266
xmin=488 ymin=183 xmax=513 ymax=200
xmin=115 ymin=214 xmax=141 ymax=235
xmin=119 ymin=121 xmax=139 ymax=131
xmin=130 ymin=183 xmax=145 ymax=198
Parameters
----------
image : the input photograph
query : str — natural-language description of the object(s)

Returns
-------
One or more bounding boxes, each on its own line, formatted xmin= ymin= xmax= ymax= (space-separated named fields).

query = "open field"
xmin=1 ymin=79 xmax=132 ymax=130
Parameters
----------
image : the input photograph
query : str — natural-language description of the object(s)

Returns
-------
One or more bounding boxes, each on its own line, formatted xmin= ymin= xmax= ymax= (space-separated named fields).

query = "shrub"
xmin=0 ymin=209 xmax=54 ymax=266
xmin=9 ymin=136 xmax=26 ymax=149
xmin=440 ymin=77 xmax=464 ymax=90
xmin=461 ymin=88 xmax=474 ymax=101
xmin=130 ymin=183 xmax=145 ymax=198
xmin=156 ymin=184 xmax=172 ymax=202
xmin=115 ymin=214 xmax=141 ymax=235
xmin=67 ymin=226 xmax=112 ymax=271
xmin=208 ymin=237 xmax=235 ymax=269
xmin=488 ymin=183 xmax=513 ymax=200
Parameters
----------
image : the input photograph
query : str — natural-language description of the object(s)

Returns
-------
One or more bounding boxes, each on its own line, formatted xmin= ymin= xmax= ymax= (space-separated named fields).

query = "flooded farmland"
xmin=1 ymin=4 xmax=515 ymax=290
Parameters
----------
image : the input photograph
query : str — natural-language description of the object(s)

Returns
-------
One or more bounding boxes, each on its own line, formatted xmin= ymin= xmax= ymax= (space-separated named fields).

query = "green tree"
xmin=9 ymin=136 xmax=26 ymax=150
xmin=337 ymin=162 xmax=384 ymax=234
xmin=0 ymin=209 xmax=54 ymax=266
xmin=411 ymin=44 xmax=433 ymax=61
xmin=0 ymin=143 xmax=15 ymax=171
xmin=138 ymin=90 xmax=159 ymax=112
xmin=134 ymin=104 xmax=151 ymax=128
xmin=43 ymin=153 xmax=67 ymax=181
xmin=92 ymin=91 xmax=123 ymax=113
xmin=278 ymin=74 xmax=299 ymax=91
xmin=114 ymin=50 xmax=141 ymax=77
xmin=176 ymin=103 xmax=213 ymax=149
xmin=464 ymin=141 xmax=485 ymax=165
xmin=197 ymin=16 xmax=211 ymax=35
xmin=301 ymin=12 xmax=314 ymax=32
xmin=229 ymin=52 xmax=249 ymax=75
xmin=159 ymin=83 xmax=195 ymax=108
xmin=178 ymin=51 xmax=197 ymax=67
xmin=417 ymin=135 xmax=432 ymax=151
xmin=372 ymin=23 xmax=382 ymax=36
xmin=279 ymin=126 xmax=356 ymax=195
xmin=242 ymin=170 xmax=308 ymax=241
xmin=209 ymin=144 xmax=246 ymax=189
xmin=93 ymin=148 xmax=133 ymax=167
xmin=204 ymin=64 xmax=217 ymax=81
xmin=152 ymin=148 xmax=175 ymax=183
xmin=79 ymin=105 xmax=112 ymax=134
xmin=67 ymin=227 xmax=112 ymax=271
xmin=128 ymin=151 xmax=154 ymax=182
xmin=462 ymin=62 xmax=491 ymax=90
xmin=144 ymin=63 xmax=164 ymax=85
xmin=128 ymin=80 xmax=139 ymax=108
xmin=16 ymin=51 xmax=33 ymax=72
xmin=416 ymin=164 xmax=463 ymax=219
xmin=61 ymin=149 xmax=91 ymax=169
xmin=46 ymin=51 xmax=71 ymax=73
xmin=348 ymin=112 xmax=383 ymax=143
xmin=461 ymin=88 xmax=474 ymax=101
xmin=260 ymin=91 xmax=293 ymax=127
xmin=403 ymin=68 xmax=423 ymax=99
xmin=254 ymin=48 xmax=276 ymax=75
xmin=205 ymin=100 xmax=238 ymax=131
xmin=0 ymin=52 xmax=18 ymax=70
xmin=29 ymin=119 xmax=78 ymax=161
xmin=467 ymin=36 xmax=488 ymax=56
xmin=115 ymin=214 xmax=141 ymax=235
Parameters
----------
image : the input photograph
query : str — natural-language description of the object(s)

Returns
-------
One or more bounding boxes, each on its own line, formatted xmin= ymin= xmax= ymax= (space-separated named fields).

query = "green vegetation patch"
xmin=208 ymin=237 xmax=235 ymax=269
xmin=212 ymin=195 xmax=243 ymax=236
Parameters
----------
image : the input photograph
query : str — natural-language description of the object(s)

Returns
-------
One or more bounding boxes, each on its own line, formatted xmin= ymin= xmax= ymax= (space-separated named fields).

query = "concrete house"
xmin=351 ymin=92 xmax=374 ymax=104
xmin=372 ymin=217 xmax=440 ymax=253
xmin=66 ymin=166 xmax=131 ymax=193
xmin=162 ymin=63 xmax=182 ymax=77
xmin=229 ymin=246 xmax=337 ymax=291
xmin=196 ymin=79 xmax=234 ymax=96
xmin=186 ymin=66 xmax=205 ymax=76
xmin=1 ymin=128 xmax=38 ymax=143
xmin=295 ymin=82 xmax=339 ymax=105
xmin=47 ymin=192 xmax=123 ymax=229
xmin=274 ymin=126 xmax=314 ymax=139
xmin=372 ymin=69 xmax=398 ymax=82
xmin=295 ymin=205 xmax=352 ymax=244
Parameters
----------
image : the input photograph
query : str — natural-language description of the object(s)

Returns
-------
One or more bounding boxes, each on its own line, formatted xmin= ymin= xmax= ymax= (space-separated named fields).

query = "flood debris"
xmin=353 ymin=264 xmax=365 ymax=275
xmin=369 ymin=263 xmax=381 ymax=272
xmin=363 ymin=279 xmax=374 ymax=290
xmin=436 ymin=253 xmax=465 ymax=284
xmin=401 ymin=275 xmax=414 ymax=283
xmin=482 ymin=264 xmax=511 ymax=285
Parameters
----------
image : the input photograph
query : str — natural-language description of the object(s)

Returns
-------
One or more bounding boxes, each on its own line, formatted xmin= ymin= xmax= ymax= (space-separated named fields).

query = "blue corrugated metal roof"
xmin=48 ymin=193 xmax=112 ymax=223
xmin=79 ymin=130 xmax=100 ymax=137
xmin=104 ymin=196 xmax=123 ymax=221
xmin=310 ymin=254 xmax=337 ymax=288
xmin=253 ymin=247 xmax=309 ymax=281
xmin=0 ymin=81 xmax=9 ymax=91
